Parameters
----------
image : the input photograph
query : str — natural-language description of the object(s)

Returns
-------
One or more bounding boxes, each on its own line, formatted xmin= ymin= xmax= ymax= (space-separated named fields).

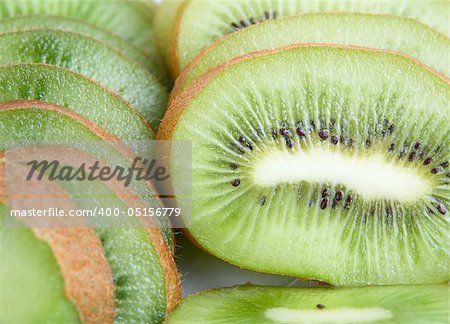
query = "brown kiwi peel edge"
xmin=0 ymin=100 xmax=181 ymax=321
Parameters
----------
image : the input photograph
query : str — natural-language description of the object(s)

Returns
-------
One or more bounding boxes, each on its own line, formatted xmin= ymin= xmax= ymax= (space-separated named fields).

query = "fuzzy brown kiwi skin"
xmin=168 ymin=0 xmax=190 ymax=78
xmin=0 ymin=100 xmax=181 ymax=318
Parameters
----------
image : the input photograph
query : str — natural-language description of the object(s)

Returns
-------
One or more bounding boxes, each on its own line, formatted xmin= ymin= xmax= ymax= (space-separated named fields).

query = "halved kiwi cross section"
xmin=0 ymin=101 xmax=181 ymax=323
xmin=174 ymin=13 xmax=450 ymax=96
xmin=159 ymin=46 xmax=450 ymax=286
xmin=166 ymin=285 xmax=449 ymax=323
xmin=0 ymin=29 xmax=169 ymax=128
xmin=169 ymin=0 xmax=450 ymax=75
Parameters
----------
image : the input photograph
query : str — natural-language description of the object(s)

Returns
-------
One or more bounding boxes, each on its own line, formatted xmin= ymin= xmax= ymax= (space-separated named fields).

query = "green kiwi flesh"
xmin=0 ymin=29 xmax=169 ymax=127
xmin=161 ymin=46 xmax=450 ymax=286
xmin=0 ymin=63 xmax=155 ymax=141
xmin=0 ymin=15 xmax=170 ymax=85
xmin=0 ymin=104 xmax=172 ymax=322
xmin=172 ymin=0 xmax=450 ymax=73
xmin=166 ymin=285 xmax=449 ymax=323
xmin=177 ymin=13 xmax=450 ymax=94
xmin=0 ymin=204 xmax=80 ymax=324
xmin=0 ymin=0 xmax=158 ymax=59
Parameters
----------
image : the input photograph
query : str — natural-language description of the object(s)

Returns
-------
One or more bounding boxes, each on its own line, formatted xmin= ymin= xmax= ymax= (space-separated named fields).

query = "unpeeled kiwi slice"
xmin=174 ymin=13 xmax=450 ymax=97
xmin=0 ymin=101 xmax=181 ymax=322
xmin=0 ymin=15 xmax=170 ymax=85
xmin=166 ymin=284 xmax=449 ymax=323
xmin=158 ymin=45 xmax=450 ymax=286
xmin=0 ymin=0 xmax=158 ymax=59
xmin=0 ymin=203 xmax=80 ymax=324
xmin=0 ymin=63 xmax=155 ymax=141
xmin=0 ymin=29 xmax=169 ymax=127
xmin=169 ymin=0 xmax=450 ymax=75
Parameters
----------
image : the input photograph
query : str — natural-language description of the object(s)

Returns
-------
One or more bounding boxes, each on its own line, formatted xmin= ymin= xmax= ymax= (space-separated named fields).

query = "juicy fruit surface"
xmin=173 ymin=0 xmax=449 ymax=72
xmin=178 ymin=13 xmax=450 ymax=93
xmin=0 ymin=106 xmax=170 ymax=322
xmin=164 ymin=46 xmax=450 ymax=285
xmin=0 ymin=0 xmax=158 ymax=58
xmin=0 ymin=204 xmax=80 ymax=324
xmin=0 ymin=64 xmax=155 ymax=141
xmin=0 ymin=15 xmax=159 ymax=74
xmin=166 ymin=285 xmax=449 ymax=324
xmin=0 ymin=29 xmax=169 ymax=128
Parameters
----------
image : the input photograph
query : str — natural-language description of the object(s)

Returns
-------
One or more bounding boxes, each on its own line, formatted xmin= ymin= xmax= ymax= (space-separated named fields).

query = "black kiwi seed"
xmin=344 ymin=195 xmax=353 ymax=209
xmin=296 ymin=127 xmax=307 ymax=137
xmin=271 ymin=129 xmax=278 ymax=140
xmin=385 ymin=206 xmax=392 ymax=216
xmin=316 ymin=304 xmax=325 ymax=309
xmin=249 ymin=17 xmax=256 ymax=24
xmin=331 ymin=200 xmax=338 ymax=208
xmin=229 ymin=162 xmax=238 ymax=170
xmin=414 ymin=142 xmax=421 ymax=149
xmin=320 ymin=198 xmax=328 ymax=209
xmin=231 ymin=179 xmax=241 ymax=187
xmin=441 ymin=161 xmax=449 ymax=168
xmin=408 ymin=151 xmax=416 ymax=162
xmin=424 ymin=157 xmax=433 ymax=165
xmin=388 ymin=124 xmax=395 ymax=134
xmin=310 ymin=121 xmax=316 ymax=130
xmin=321 ymin=189 xmax=328 ymax=198
xmin=239 ymin=136 xmax=247 ymax=143
xmin=318 ymin=129 xmax=329 ymax=140
xmin=431 ymin=168 xmax=439 ymax=174
xmin=279 ymin=128 xmax=291 ymax=136
xmin=239 ymin=20 xmax=248 ymax=27
xmin=365 ymin=138 xmax=371 ymax=148
xmin=260 ymin=195 xmax=266 ymax=206
xmin=231 ymin=22 xmax=240 ymax=30
xmin=334 ymin=191 xmax=343 ymax=201
xmin=285 ymin=138 xmax=294 ymax=149
xmin=437 ymin=205 xmax=447 ymax=215
xmin=330 ymin=135 xmax=339 ymax=145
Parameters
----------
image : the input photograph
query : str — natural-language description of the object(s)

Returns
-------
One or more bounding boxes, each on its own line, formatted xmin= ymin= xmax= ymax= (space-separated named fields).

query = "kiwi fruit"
xmin=174 ymin=13 xmax=450 ymax=97
xmin=0 ymin=63 xmax=155 ymax=141
xmin=0 ymin=100 xmax=181 ymax=322
xmin=166 ymin=284 xmax=449 ymax=323
xmin=169 ymin=0 xmax=450 ymax=75
xmin=0 ymin=29 xmax=169 ymax=127
xmin=0 ymin=15 xmax=159 ymax=75
xmin=0 ymin=0 xmax=158 ymax=59
xmin=158 ymin=45 xmax=450 ymax=286
xmin=153 ymin=0 xmax=185 ymax=68
xmin=0 ymin=203 xmax=80 ymax=323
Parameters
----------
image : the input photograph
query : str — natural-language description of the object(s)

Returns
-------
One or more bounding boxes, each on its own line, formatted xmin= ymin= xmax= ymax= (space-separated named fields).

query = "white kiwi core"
xmin=265 ymin=307 xmax=393 ymax=323
xmin=252 ymin=147 xmax=431 ymax=202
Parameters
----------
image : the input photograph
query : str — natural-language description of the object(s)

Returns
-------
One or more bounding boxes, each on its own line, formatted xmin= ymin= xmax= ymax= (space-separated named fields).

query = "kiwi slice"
xmin=0 ymin=15 xmax=170 ymax=84
xmin=169 ymin=0 xmax=450 ymax=74
xmin=0 ymin=63 xmax=155 ymax=140
xmin=0 ymin=203 xmax=80 ymax=323
xmin=158 ymin=46 xmax=450 ymax=286
xmin=166 ymin=284 xmax=449 ymax=323
xmin=0 ymin=101 xmax=181 ymax=322
xmin=0 ymin=0 xmax=158 ymax=58
xmin=0 ymin=29 xmax=169 ymax=126
xmin=153 ymin=0 xmax=185 ymax=68
xmin=174 ymin=13 xmax=450 ymax=96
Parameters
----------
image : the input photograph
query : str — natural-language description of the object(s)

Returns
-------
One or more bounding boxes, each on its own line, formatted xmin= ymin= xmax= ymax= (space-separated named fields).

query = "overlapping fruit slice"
xmin=159 ymin=45 xmax=450 ymax=286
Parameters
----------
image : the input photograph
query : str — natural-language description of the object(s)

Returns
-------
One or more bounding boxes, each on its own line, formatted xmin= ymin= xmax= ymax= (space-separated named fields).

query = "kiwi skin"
xmin=158 ymin=44 xmax=449 ymax=286
xmin=0 ymin=100 xmax=181 ymax=321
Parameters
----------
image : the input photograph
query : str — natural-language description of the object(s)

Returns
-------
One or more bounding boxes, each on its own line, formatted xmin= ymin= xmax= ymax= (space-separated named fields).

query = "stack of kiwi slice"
xmin=0 ymin=1 xmax=179 ymax=323
xmin=1 ymin=0 xmax=449 ymax=322
xmin=154 ymin=0 xmax=449 ymax=322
